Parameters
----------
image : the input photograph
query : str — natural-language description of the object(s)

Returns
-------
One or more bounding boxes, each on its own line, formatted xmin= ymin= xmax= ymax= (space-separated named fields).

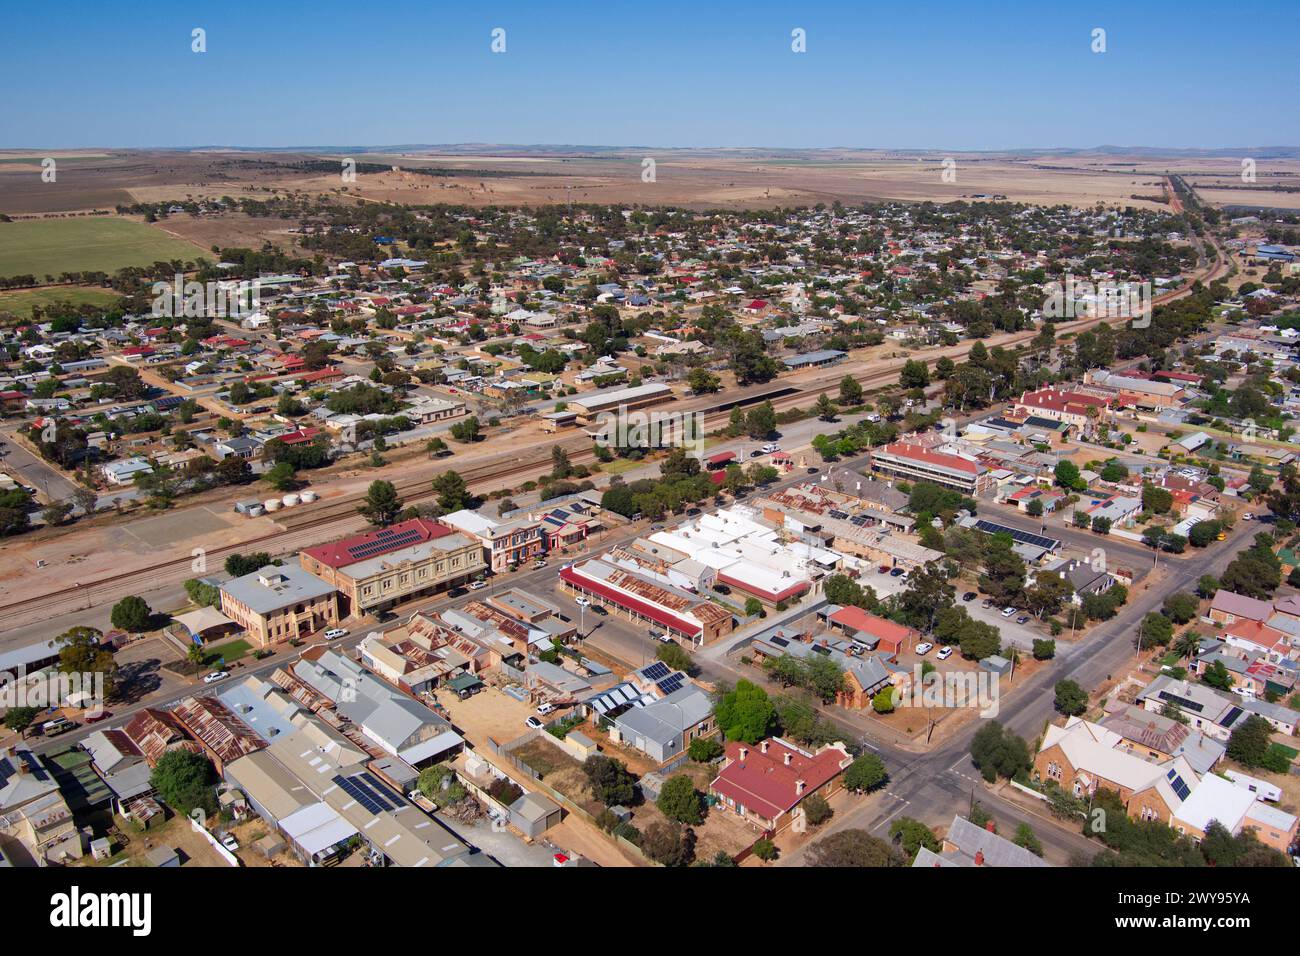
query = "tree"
xmin=896 ymin=563 xmax=955 ymax=634
xmin=641 ymin=821 xmax=695 ymax=867
xmin=1054 ymin=460 xmax=1083 ymax=491
xmin=714 ymin=680 xmax=776 ymax=743
xmin=1054 ymin=679 xmax=1088 ymax=716
xmin=1142 ymin=484 xmax=1174 ymax=514
xmin=807 ymin=830 xmax=905 ymax=867
xmin=752 ymin=838 xmax=778 ymax=862
xmin=1014 ymin=823 xmax=1044 ymax=857
xmin=1032 ymin=638 xmax=1057 ymax=660
xmin=110 ymin=595 xmax=153 ymax=633
xmin=1137 ymin=612 xmax=1174 ymax=649
xmin=583 ymin=755 xmax=636 ymax=806
xmin=838 ymin=374 xmax=863 ymax=406
xmin=263 ymin=461 xmax=297 ymax=491
xmin=1202 ymin=659 xmax=1235 ymax=691
xmin=1226 ymin=715 xmax=1272 ymax=769
xmin=687 ymin=368 xmax=720 ymax=394
xmin=802 ymin=792 xmax=833 ymax=826
xmin=688 ymin=736 xmax=724 ymax=763
xmin=889 ymin=817 xmax=940 ymax=859
xmin=3 ymin=706 xmax=39 ymax=738
xmin=813 ymin=393 xmax=837 ymax=421
xmin=1162 ymin=592 xmax=1199 ymax=624
xmin=42 ymin=500 xmax=73 ymax=526
xmin=655 ymin=641 xmax=693 ymax=674
xmin=358 ymin=480 xmax=402 ymax=527
xmin=744 ymin=597 xmax=763 ymax=618
xmin=657 ymin=775 xmax=704 ymax=825
xmin=225 ymin=551 xmax=272 ymax=577
xmin=149 ymin=749 xmax=217 ymax=817
xmin=969 ymin=721 xmax=1030 ymax=782
xmin=1196 ymin=575 xmax=1220 ymax=599
xmin=872 ymin=686 xmax=895 ymax=713
xmin=1188 ymin=520 xmax=1222 ymax=548
xmin=57 ymin=626 xmax=117 ymax=699
xmin=744 ymin=401 xmax=776 ymax=439
xmin=900 ymin=359 xmax=930 ymax=389
xmin=843 ymin=753 xmax=888 ymax=793
xmin=450 ymin=415 xmax=481 ymax=443
xmin=432 ymin=470 xmax=472 ymax=512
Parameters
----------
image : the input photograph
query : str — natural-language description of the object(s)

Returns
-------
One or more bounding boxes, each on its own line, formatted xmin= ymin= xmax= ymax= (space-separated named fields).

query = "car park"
xmin=915 ymin=642 xmax=933 ymax=655
xmin=936 ymin=646 xmax=954 ymax=661
xmin=324 ymin=627 xmax=348 ymax=639
xmin=203 ymin=671 xmax=230 ymax=684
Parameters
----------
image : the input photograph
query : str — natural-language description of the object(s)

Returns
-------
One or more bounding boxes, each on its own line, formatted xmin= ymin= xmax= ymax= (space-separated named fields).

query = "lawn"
xmin=206 ymin=639 xmax=253 ymax=665
xmin=0 ymin=285 xmax=121 ymax=319
xmin=0 ymin=217 xmax=209 ymax=279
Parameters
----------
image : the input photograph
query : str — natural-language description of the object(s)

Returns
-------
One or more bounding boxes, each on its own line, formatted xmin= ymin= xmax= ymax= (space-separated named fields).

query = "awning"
xmin=281 ymin=802 xmax=358 ymax=856
xmin=172 ymin=606 xmax=235 ymax=640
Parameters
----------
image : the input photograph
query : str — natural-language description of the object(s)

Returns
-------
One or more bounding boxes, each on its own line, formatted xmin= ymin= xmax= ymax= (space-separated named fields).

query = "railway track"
xmin=0 ymin=235 xmax=1224 ymax=624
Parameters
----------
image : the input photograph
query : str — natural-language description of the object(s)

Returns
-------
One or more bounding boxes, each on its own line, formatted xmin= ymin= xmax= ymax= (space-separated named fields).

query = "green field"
xmin=0 ymin=286 xmax=121 ymax=319
xmin=0 ymin=217 xmax=209 ymax=279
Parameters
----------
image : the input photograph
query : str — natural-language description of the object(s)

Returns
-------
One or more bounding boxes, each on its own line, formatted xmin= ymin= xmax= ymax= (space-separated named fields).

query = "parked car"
xmin=962 ymin=591 xmax=977 ymax=602
xmin=890 ymin=567 xmax=905 ymax=577
xmin=589 ymin=605 xmax=607 ymax=616
xmin=648 ymin=629 xmax=665 ymax=641
xmin=536 ymin=702 xmax=555 ymax=716
xmin=915 ymin=642 xmax=934 ymax=656
xmin=878 ymin=565 xmax=891 ymax=574
xmin=468 ymin=580 xmax=488 ymax=590
xmin=83 ymin=710 xmax=112 ymax=724
xmin=1000 ymin=607 xmax=1016 ymax=618
xmin=575 ymin=596 xmax=591 ymax=608
xmin=936 ymin=646 xmax=954 ymax=661
xmin=203 ymin=671 xmax=230 ymax=684
xmin=761 ymin=443 xmax=780 ymax=454
xmin=806 ymin=467 xmax=820 ymax=474
xmin=525 ymin=716 xmax=544 ymax=730
xmin=324 ymin=627 xmax=348 ymax=639
xmin=220 ymin=833 xmax=240 ymax=852
xmin=1016 ymin=615 xmax=1031 ymax=625
xmin=40 ymin=717 xmax=76 ymax=737
xmin=981 ymin=599 xmax=994 ymax=609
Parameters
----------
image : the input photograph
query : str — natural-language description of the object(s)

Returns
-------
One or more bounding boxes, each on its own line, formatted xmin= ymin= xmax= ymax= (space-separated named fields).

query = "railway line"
xmin=0 ymin=234 xmax=1226 ymax=625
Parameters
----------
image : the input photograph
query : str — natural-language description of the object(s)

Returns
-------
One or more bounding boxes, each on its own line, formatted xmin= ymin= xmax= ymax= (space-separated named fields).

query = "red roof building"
xmin=827 ymin=606 xmax=913 ymax=657
xmin=709 ymin=737 xmax=852 ymax=832
xmin=300 ymin=518 xmax=452 ymax=570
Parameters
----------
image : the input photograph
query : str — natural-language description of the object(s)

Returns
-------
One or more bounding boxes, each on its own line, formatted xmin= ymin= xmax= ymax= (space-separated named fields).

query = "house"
xmin=610 ymin=684 xmax=715 ymax=765
xmin=1033 ymin=716 xmax=1197 ymax=825
xmin=0 ymin=745 xmax=83 ymax=864
xmin=869 ymin=442 xmax=994 ymax=496
xmin=299 ymin=518 xmax=486 ymax=617
xmin=440 ymin=509 xmax=545 ymax=572
xmin=1135 ymin=676 xmax=1251 ymax=742
xmin=559 ymin=559 xmax=734 ymax=646
xmin=1099 ymin=704 xmax=1224 ymax=774
xmin=914 ymin=814 xmax=1050 ymax=867
xmin=826 ymin=605 xmax=912 ymax=658
xmin=1208 ymin=590 xmax=1275 ymax=627
xmin=100 ymin=457 xmax=153 ymax=485
xmin=1171 ymin=773 xmax=1298 ymax=853
xmin=709 ymin=737 xmax=853 ymax=833
xmin=219 ymin=561 xmax=340 ymax=648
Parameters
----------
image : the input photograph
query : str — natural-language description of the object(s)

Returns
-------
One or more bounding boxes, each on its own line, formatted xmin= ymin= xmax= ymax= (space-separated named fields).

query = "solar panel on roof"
xmin=642 ymin=661 xmax=671 ymax=681
xmin=1165 ymin=769 xmax=1192 ymax=801
xmin=656 ymin=674 xmax=686 ymax=695
xmin=973 ymin=519 xmax=1059 ymax=551
xmin=1222 ymin=706 xmax=1243 ymax=726
xmin=1159 ymin=691 xmax=1204 ymax=714
xmin=830 ymin=510 xmax=849 ymax=520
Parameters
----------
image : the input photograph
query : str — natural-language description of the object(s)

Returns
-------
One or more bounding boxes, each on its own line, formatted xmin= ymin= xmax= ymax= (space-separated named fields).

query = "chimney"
xmin=760 ymin=740 xmax=769 ymax=754
xmin=796 ymin=779 xmax=806 ymax=795
xmin=784 ymin=751 xmax=793 ymax=766
xmin=974 ymin=850 xmax=985 ymax=866
xmin=738 ymin=747 xmax=748 ymax=762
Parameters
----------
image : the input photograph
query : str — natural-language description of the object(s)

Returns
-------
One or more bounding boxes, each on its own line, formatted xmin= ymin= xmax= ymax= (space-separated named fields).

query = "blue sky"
xmin=1 ymin=0 xmax=1295 ymax=150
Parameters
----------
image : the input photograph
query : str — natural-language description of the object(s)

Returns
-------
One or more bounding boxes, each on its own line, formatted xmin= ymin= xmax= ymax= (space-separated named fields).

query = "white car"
xmin=1001 ymin=606 xmax=1016 ymax=618
xmin=915 ymin=642 xmax=934 ymax=656
xmin=220 ymin=833 xmax=239 ymax=852
xmin=525 ymin=716 xmax=545 ymax=730
xmin=760 ymin=443 xmax=780 ymax=454
xmin=936 ymin=646 xmax=954 ymax=661
xmin=203 ymin=671 xmax=230 ymax=684
xmin=575 ymin=597 xmax=591 ymax=608
xmin=324 ymin=627 xmax=348 ymax=639
xmin=468 ymin=580 xmax=488 ymax=590
xmin=537 ymin=702 xmax=555 ymax=716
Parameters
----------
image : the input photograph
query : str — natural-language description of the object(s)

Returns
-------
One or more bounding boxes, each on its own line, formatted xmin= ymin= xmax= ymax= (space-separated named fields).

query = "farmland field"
xmin=0 ymin=286 xmax=121 ymax=319
xmin=0 ymin=217 xmax=210 ymax=278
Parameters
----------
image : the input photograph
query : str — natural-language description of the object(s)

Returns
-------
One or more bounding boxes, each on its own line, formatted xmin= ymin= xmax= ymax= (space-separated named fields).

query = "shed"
xmin=146 ymin=845 xmax=180 ymax=867
xmin=979 ymin=655 xmax=1012 ymax=676
xmin=509 ymin=791 xmax=563 ymax=838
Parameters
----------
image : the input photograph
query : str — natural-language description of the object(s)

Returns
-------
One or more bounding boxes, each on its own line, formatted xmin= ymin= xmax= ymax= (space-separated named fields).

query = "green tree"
xmin=263 ymin=461 xmax=297 ymax=491
xmin=149 ymin=749 xmax=217 ymax=817
xmin=656 ymin=641 xmax=694 ymax=674
xmin=1162 ymin=592 xmax=1199 ymax=624
xmin=872 ymin=686 xmax=896 ymax=713
xmin=657 ymin=775 xmax=705 ymax=825
xmin=110 ymin=595 xmax=153 ymax=633
xmin=57 ymin=626 xmax=118 ymax=699
xmin=807 ymin=830 xmax=904 ymax=867
xmin=802 ymin=793 xmax=833 ymax=826
xmin=3 ymin=706 xmax=39 ymax=738
xmin=1054 ymin=679 xmax=1089 ymax=716
xmin=969 ymin=721 xmax=1031 ymax=782
xmin=432 ymin=470 xmax=472 ymax=512
xmin=889 ymin=817 xmax=940 ymax=859
xmin=714 ymin=680 xmax=777 ymax=743
xmin=583 ymin=755 xmax=636 ymax=806
xmin=900 ymin=359 xmax=930 ymax=389
xmin=843 ymin=753 xmax=888 ymax=793
xmin=838 ymin=375 xmax=863 ymax=406
xmin=1226 ymin=716 xmax=1272 ymax=769
xmin=688 ymin=736 xmax=724 ymax=762
xmin=358 ymin=480 xmax=403 ymax=527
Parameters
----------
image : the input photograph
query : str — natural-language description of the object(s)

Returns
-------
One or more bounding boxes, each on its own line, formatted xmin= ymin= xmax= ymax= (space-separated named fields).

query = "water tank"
xmin=263 ymin=498 xmax=282 ymax=511
xmin=247 ymin=505 xmax=265 ymax=517
xmin=281 ymin=494 xmax=300 ymax=507
xmin=300 ymin=490 xmax=318 ymax=503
